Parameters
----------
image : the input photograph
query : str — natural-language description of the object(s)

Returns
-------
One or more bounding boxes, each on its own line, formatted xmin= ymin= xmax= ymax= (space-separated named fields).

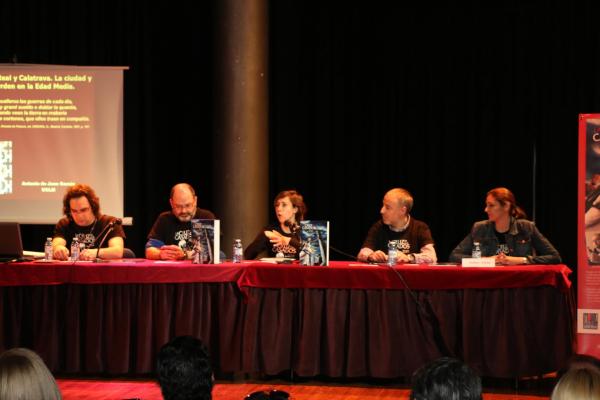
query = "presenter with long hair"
xmin=52 ymin=183 xmax=125 ymax=260
xmin=449 ymin=187 xmax=561 ymax=265
xmin=244 ymin=190 xmax=306 ymax=259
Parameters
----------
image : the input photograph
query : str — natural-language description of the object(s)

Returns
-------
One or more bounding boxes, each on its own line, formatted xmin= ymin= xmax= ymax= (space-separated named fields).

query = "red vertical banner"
xmin=578 ymin=113 xmax=600 ymax=356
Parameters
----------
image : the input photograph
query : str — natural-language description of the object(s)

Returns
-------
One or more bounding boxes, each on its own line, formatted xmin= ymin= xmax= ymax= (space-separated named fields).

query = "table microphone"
xmin=285 ymin=219 xmax=300 ymax=234
xmin=94 ymin=218 xmax=122 ymax=262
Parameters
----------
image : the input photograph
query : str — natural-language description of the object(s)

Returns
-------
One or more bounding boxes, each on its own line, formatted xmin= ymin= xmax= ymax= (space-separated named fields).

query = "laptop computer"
xmin=0 ymin=222 xmax=37 ymax=262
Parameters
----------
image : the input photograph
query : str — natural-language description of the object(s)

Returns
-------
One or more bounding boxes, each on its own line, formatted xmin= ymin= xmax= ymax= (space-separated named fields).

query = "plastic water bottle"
xmin=232 ymin=239 xmax=243 ymax=263
xmin=472 ymin=241 xmax=482 ymax=259
xmin=70 ymin=237 xmax=80 ymax=261
xmin=387 ymin=240 xmax=398 ymax=266
xmin=44 ymin=237 xmax=53 ymax=261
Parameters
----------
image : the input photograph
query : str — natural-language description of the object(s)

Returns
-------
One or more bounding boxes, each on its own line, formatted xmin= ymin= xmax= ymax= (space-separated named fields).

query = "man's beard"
xmin=176 ymin=209 xmax=195 ymax=222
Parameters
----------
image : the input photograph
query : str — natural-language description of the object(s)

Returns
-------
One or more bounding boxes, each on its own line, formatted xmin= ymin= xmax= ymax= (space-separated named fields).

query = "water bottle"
xmin=70 ymin=237 xmax=80 ymax=261
xmin=232 ymin=239 xmax=243 ymax=263
xmin=44 ymin=237 xmax=53 ymax=261
xmin=472 ymin=241 xmax=482 ymax=259
xmin=387 ymin=240 xmax=398 ymax=266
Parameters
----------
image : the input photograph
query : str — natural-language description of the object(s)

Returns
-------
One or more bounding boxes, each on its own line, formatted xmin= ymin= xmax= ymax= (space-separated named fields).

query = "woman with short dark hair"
xmin=244 ymin=190 xmax=307 ymax=259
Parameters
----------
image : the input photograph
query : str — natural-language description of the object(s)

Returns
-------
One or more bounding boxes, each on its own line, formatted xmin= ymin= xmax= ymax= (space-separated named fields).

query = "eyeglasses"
xmin=172 ymin=203 xmax=195 ymax=211
xmin=245 ymin=390 xmax=290 ymax=400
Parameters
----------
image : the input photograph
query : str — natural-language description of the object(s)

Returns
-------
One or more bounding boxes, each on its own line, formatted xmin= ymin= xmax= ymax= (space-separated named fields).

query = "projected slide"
xmin=0 ymin=65 xmax=126 ymax=223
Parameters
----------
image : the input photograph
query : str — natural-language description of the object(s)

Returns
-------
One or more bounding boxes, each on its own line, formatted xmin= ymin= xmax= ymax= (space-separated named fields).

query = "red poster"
xmin=578 ymin=113 xmax=600 ymax=356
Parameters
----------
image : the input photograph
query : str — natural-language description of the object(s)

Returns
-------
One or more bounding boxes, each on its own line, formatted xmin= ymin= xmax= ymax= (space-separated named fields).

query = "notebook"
xmin=0 ymin=222 xmax=36 ymax=262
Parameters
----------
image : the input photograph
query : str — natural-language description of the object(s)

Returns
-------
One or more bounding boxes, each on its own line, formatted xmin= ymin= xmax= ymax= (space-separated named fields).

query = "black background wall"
xmin=2 ymin=2 xmax=598 ymax=276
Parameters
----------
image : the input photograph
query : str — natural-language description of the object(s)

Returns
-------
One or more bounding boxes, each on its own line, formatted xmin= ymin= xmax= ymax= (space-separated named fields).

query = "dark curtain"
xmin=0 ymin=283 xmax=573 ymax=378
xmin=2 ymin=3 xmax=599 ymax=272
xmin=268 ymin=3 xmax=599 ymax=272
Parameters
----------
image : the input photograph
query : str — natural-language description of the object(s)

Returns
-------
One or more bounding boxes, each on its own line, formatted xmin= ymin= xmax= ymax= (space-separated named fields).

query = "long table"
xmin=0 ymin=260 xmax=574 ymax=378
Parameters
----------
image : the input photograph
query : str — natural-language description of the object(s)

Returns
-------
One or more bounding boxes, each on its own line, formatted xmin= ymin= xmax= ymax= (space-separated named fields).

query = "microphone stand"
xmin=93 ymin=219 xmax=121 ymax=262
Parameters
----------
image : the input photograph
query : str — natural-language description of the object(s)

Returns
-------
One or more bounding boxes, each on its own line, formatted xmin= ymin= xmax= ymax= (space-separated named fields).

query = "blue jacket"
xmin=449 ymin=218 xmax=561 ymax=264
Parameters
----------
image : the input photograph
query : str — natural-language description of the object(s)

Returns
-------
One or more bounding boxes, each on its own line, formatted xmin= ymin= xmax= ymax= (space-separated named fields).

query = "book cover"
xmin=191 ymin=219 xmax=220 ymax=264
xmin=299 ymin=220 xmax=329 ymax=266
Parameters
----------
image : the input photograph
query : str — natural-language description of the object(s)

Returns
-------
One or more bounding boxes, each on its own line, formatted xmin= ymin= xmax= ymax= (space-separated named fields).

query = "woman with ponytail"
xmin=449 ymin=187 xmax=561 ymax=265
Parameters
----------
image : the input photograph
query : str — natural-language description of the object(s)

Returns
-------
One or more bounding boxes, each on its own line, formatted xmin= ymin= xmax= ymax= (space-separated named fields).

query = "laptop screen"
xmin=0 ymin=222 xmax=24 ymax=259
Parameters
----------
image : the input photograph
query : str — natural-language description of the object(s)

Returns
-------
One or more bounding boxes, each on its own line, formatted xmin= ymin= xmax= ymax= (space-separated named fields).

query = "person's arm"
xmin=357 ymin=247 xmax=374 ymax=262
xmin=409 ymin=223 xmax=437 ymax=264
xmin=52 ymin=237 xmax=69 ymax=260
xmin=495 ymin=254 xmax=529 ymax=265
xmin=266 ymin=230 xmax=298 ymax=249
xmin=145 ymin=215 xmax=185 ymax=260
xmin=357 ymin=222 xmax=384 ymax=262
xmin=145 ymin=238 xmax=185 ymax=260
xmin=244 ymin=230 xmax=270 ymax=260
xmin=145 ymin=246 xmax=161 ymax=260
xmin=80 ymin=237 xmax=124 ymax=260
xmin=448 ymin=233 xmax=473 ymax=263
xmin=412 ymin=243 xmax=437 ymax=264
xmin=358 ymin=247 xmax=388 ymax=262
xmin=145 ymin=237 xmax=164 ymax=260
xmin=529 ymin=225 xmax=561 ymax=264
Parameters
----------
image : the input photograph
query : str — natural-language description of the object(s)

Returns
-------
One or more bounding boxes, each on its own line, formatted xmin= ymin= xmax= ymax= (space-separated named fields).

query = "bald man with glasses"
xmin=145 ymin=183 xmax=216 ymax=260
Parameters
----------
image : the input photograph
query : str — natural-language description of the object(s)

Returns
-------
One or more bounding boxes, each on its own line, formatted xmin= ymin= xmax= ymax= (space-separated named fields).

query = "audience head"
xmin=410 ymin=357 xmax=482 ymax=400
xmin=62 ymin=183 xmax=101 ymax=225
xmin=273 ymin=190 xmax=306 ymax=225
xmin=157 ymin=335 xmax=213 ymax=400
xmin=0 ymin=347 xmax=62 ymax=400
xmin=567 ymin=353 xmax=600 ymax=372
xmin=551 ymin=365 xmax=600 ymax=400
xmin=486 ymin=187 xmax=527 ymax=220
xmin=170 ymin=183 xmax=198 ymax=222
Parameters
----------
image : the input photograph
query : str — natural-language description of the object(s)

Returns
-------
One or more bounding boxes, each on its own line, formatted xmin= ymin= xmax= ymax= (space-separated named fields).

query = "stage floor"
xmin=56 ymin=378 xmax=555 ymax=400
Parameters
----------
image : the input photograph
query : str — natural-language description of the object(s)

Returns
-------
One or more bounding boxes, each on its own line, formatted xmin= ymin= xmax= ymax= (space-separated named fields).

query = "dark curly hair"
xmin=157 ymin=336 xmax=213 ymax=400
xmin=62 ymin=184 xmax=101 ymax=220
xmin=410 ymin=357 xmax=482 ymax=400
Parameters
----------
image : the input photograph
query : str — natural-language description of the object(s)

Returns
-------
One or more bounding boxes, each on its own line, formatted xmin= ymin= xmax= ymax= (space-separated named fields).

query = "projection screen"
xmin=0 ymin=64 xmax=127 ymax=224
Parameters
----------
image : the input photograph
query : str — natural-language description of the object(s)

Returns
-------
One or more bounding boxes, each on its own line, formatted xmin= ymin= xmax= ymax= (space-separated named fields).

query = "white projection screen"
xmin=0 ymin=64 xmax=127 ymax=224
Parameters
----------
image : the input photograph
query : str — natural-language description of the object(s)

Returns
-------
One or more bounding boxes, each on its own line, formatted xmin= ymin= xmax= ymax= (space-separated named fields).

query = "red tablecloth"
xmin=0 ymin=260 xmax=572 ymax=292
xmin=237 ymin=261 xmax=572 ymax=292
xmin=0 ymin=259 xmax=574 ymax=378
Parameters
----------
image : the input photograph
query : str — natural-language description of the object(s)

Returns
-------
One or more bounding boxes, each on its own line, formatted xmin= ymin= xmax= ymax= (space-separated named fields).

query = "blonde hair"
xmin=0 ymin=348 xmax=62 ymax=400
xmin=551 ymin=367 xmax=600 ymax=400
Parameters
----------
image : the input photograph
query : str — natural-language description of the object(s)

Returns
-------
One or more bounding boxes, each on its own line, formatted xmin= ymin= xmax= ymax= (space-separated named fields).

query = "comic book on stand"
xmin=191 ymin=219 xmax=220 ymax=264
xmin=299 ymin=220 xmax=329 ymax=266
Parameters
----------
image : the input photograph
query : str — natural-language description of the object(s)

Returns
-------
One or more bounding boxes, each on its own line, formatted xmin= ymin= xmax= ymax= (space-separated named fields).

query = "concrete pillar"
xmin=214 ymin=0 xmax=269 ymax=258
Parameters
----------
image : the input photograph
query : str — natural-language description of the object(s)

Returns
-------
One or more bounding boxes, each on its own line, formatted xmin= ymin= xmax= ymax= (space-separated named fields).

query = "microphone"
xmin=94 ymin=218 xmax=122 ymax=262
xmin=284 ymin=219 xmax=300 ymax=233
